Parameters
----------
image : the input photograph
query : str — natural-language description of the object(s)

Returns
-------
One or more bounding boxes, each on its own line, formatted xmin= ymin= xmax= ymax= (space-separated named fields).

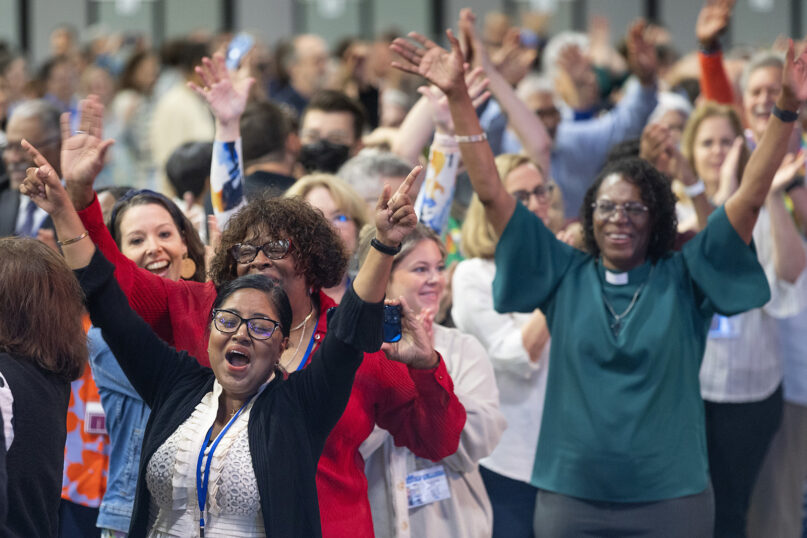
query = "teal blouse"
xmin=493 ymin=203 xmax=770 ymax=502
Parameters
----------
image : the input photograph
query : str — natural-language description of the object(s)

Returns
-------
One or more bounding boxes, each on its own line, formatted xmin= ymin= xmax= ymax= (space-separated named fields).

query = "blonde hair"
xmin=285 ymin=173 xmax=370 ymax=230
xmin=461 ymin=154 xmax=547 ymax=259
xmin=681 ymin=102 xmax=749 ymax=184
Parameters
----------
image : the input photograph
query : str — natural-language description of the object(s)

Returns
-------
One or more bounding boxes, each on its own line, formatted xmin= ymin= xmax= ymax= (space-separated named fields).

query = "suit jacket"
xmin=0 ymin=175 xmax=19 ymax=237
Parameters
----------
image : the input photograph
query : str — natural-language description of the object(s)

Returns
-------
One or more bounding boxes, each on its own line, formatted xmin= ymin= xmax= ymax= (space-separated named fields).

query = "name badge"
xmin=709 ymin=315 xmax=739 ymax=339
xmin=84 ymin=401 xmax=107 ymax=435
xmin=406 ymin=465 xmax=451 ymax=508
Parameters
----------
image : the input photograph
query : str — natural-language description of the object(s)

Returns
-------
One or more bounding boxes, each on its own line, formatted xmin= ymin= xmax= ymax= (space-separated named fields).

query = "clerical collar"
xmin=605 ymin=270 xmax=629 ymax=286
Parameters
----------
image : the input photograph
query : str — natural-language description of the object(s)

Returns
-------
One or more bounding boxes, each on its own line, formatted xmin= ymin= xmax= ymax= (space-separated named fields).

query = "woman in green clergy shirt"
xmin=389 ymin=26 xmax=807 ymax=536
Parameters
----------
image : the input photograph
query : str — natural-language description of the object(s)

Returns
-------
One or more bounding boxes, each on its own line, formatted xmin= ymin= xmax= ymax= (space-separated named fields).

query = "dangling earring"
xmin=180 ymin=252 xmax=197 ymax=280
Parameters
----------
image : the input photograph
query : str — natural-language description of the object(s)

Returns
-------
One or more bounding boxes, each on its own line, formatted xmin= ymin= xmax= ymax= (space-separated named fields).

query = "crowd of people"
xmin=2 ymin=0 xmax=807 ymax=536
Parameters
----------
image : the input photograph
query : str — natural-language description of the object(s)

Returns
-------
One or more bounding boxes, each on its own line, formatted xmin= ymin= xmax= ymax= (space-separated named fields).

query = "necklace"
xmin=290 ymin=305 xmax=315 ymax=332
xmin=283 ymin=305 xmax=315 ymax=370
xmin=601 ymin=265 xmax=654 ymax=335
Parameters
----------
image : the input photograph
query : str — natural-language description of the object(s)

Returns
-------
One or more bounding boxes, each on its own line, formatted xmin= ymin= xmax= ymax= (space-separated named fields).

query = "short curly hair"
xmin=208 ymin=196 xmax=348 ymax=290
xmin=581 ymin=158 xmax=678 ymax=263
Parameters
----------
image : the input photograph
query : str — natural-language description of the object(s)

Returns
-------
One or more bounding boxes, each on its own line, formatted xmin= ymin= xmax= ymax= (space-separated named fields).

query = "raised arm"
xmin=188 ymin=53 xmax=254 ymax=229
xmin=293 ymin=166 xmax=421 ymax=433
xmin=19 ymin=157 xmax=205 ymax=407
xmin=391 ymin=30 xmax=515 ymax=235
xmin=459 ymin=8 xmax=552 ymax=171
xmin=696 ymin=0 xmax=736 ymax=104
xmin=725 ymin=40 xmax=807 ymax=243
xmin=765 ymin=152 xmax=807 ymax=283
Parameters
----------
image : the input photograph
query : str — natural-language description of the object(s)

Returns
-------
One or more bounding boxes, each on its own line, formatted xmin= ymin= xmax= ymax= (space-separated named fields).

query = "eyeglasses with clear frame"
xmin=512 ymin=183 xmax=555 ymax=206
xmin=229 ymin=239 xmax=291 ymax=264
xmin=591 ymin=200 xmax=649 ymax=221
xmin=211 ymin=309 xmax=281 ymax=340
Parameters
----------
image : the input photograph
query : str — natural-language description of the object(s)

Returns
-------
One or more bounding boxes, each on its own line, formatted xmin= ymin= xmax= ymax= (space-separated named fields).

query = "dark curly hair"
xmin=581 ymin=158 xmax=678 ymax=263
xmin=209 ymin=195 xmax=348 ymax=290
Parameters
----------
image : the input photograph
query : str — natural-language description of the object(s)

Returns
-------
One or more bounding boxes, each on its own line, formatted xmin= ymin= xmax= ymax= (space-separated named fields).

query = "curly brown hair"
xmin=209 ymin=195 xmax=348 ymax=290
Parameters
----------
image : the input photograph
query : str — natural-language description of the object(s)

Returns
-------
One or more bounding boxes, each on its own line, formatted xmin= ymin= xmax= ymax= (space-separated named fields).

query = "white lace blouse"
xmin=145 ymin=380 xmax=266 ymax=537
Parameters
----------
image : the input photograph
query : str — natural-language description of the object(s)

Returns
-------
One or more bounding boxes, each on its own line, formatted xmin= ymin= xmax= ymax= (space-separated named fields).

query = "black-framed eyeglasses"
xmin=591 ymin=200 xmax=649 ymax=221
xmin=512 ymin=183 xmax=555 ymax=205
xmin=229 ymin=239 xmax=291 ymax=264
xmin=211 ymin=309 xmax=281 ymax=340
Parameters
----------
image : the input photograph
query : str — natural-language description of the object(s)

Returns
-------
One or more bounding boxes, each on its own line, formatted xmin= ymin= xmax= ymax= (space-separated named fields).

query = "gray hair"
xmin=517 ymin=73 xmax=556 ymax=102
xmin=648 ymin=91 xmax=693 ymax=125
xmin=740 ymin=50 xmax=784 ymax=95
xmin=541 ymin=31 xmax=589 ymax=77
xmin=337 ymin=149 xmax=412 ymax=202
xmin=8 ymin=99 xmax=61 ymax=139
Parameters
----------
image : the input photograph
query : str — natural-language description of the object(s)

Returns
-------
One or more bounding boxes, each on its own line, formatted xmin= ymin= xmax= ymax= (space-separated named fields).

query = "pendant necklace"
xmin=601 ymin=265 xmax=654 ymax=335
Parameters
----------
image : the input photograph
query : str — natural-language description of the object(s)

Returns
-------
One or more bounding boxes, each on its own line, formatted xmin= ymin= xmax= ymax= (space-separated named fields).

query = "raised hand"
xmin=188 ymin=53 xmax=255 ymax=126
xmin=417 ymin=66 xmax=490 ymax=135
xmin=715 ymin=136 xmax=745 ymax=204
xmin=374 ymin=165 xmax=421 ymax=246
xmin=19 ymin=140 xmax=73 ymax=217
xmin=696 ymin=0 xmax=735 ymax=49
xmin=770 ymin=151 xmax=806 ymax=193
xmin=626 ymin=19 xmax=658 ymax=86
xmin=391 ymin=30 xmax=467 ymax=97
xmin=381 ymin=297 xmax=439 ymax=369
xmin=782 ymin=39 xmax=807 ymax=107
xmin=61 ymin=95 xmax=115 ymax=208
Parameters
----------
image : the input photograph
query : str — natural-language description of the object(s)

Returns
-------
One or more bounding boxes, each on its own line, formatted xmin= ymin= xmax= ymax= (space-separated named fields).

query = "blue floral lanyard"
xmin=295 ymin=316 xmax=320 ymax=372
xmin=196 ymin=394 xmax=255 ymax=537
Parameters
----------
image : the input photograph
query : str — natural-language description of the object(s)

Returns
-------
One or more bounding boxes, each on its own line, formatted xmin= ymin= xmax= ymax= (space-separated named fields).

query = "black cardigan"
xmin=0 ymin=353 xmax=69 ymax=537
xmin=75 ymin=250 xmax=383 ymax=537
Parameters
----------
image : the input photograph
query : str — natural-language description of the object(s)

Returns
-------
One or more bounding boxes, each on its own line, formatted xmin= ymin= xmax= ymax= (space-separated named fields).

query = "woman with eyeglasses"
xmin=390 ymin=29 xmax=807 ymax=535
xmin=21 ymin=151 xmax=423 ymax=536
xmin=285 ymin=174 xmax=370 ymax=303
xmin=24 ymin=91 xmax=465 ymax=538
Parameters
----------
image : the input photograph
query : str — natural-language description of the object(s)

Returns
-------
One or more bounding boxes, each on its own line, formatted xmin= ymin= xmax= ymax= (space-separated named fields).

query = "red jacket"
xmin=79 ymin=195 xmax=466 ymax=537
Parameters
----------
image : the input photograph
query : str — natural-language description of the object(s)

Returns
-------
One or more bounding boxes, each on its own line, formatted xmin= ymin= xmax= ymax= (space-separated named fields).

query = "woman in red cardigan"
xmin=28 ymin=95 xmax=466 ymax=537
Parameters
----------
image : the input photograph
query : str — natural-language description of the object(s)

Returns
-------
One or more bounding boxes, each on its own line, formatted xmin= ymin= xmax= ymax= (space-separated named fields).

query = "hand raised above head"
xmin=781 ymin=39 xmax=807 ymax=108
xmin=695 ymin=0 xmax=735 ymax=49
xmin=188 ymin=53 xmax=255 ymax=125
xmin=19 ymin=140 xmax=72 ymax=217
xmin=61 ymin=95 xmax=115 ymax=203
xmin=626 ymin=19 xmax=658 ymax=86
xmin=390 ymin=30 xmax=467 ymax=97
xmin=374 ymin=164 xmax=421 ymax=247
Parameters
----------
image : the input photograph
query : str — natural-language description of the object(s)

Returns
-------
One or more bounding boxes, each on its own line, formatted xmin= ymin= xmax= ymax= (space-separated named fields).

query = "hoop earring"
xmin=180 ymin=253 xmax=197 ymax=280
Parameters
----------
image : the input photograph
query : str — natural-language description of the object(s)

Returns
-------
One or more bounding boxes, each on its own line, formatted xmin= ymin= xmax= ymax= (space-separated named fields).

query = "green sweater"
xmin=493 ymin=204 xmax=769 ymax=502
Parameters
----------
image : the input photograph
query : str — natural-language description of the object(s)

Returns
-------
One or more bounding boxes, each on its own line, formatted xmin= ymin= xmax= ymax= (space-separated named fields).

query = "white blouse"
xmin=145 ymin=380 xmax=265 ymax=537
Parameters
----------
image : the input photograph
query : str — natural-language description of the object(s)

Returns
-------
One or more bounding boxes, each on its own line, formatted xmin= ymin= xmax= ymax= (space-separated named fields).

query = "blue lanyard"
xmin=295 ymin=316 xmax=319 ymax=372
xmin=196 ymin=396 xmax=253 ymax=536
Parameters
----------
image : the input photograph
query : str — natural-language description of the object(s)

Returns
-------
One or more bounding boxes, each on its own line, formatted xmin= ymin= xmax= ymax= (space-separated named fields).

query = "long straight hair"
xmin=0 ymin=237 xmax=87 ymax=381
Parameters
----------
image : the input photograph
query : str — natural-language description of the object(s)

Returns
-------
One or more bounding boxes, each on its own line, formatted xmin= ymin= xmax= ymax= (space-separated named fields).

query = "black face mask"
xmin=298 ymin=140 xmax=351 ymax=173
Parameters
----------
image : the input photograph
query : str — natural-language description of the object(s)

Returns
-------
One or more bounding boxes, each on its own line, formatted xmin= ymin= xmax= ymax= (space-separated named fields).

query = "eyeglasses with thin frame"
xmin=512 ymin=183 xmax=555 ymax=206
xmin=229 ymin=239 xmax=291 ymax=264
xmin=211 ymin=309 xmax=281 ymax=340
xmin=591 ymin=200 xmax=649 ymax=221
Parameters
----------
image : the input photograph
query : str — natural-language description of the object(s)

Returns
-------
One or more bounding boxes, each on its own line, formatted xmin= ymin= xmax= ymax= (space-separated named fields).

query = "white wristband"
xmin=432 ymin=131 xmax=459 ymax=149
xmin=454 ymin=132 xmax=488 ymax=144
xmin=683 ymin=179 xmax=706 ymax=198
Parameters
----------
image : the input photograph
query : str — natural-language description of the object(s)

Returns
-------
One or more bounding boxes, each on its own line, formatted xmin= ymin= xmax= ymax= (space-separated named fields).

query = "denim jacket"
xmin=88 ymin=327 xmax=151 ymax=533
